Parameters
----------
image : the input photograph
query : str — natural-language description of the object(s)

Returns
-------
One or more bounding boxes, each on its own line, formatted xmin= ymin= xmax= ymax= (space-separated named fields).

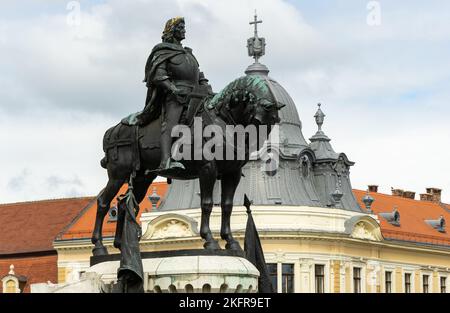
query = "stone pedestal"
xmin=31 ymin=272 xmax=105 ymax=293
xmin=33 ymin=250 xmax=259 ymax=293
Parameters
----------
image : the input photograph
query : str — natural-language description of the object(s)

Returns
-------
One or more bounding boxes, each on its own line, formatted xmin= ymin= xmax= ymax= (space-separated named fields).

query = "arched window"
xmin=5 ymin=280 xmax=17 ymax=293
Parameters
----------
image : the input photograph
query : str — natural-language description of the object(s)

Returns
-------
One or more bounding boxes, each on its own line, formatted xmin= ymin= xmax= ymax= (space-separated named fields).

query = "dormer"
xmin=1 ymin=265 xmax=27 ymax=293
xmin=379 ymin=207 xmax=401 ymax=226
xmin=425 ymin=216 xmax=446 ymax=233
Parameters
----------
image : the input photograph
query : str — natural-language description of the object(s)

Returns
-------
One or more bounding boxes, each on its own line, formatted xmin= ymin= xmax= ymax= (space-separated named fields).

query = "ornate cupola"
xmin=309 ymin=104 xmax=362 ymax=211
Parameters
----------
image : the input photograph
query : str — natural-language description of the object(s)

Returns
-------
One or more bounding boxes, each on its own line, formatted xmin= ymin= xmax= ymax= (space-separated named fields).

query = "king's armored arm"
xmin=152 ymin=62 xmax=181 ymax=95
xmin=152 ymin=61 xmax=212 ymax=96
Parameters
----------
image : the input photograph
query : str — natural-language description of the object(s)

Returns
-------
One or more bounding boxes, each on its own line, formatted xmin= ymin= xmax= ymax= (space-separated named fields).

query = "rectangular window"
xmin=441 ymin=277 xmax=447 ymax=293
xmin=315 ymin=264 xmax=325 ymax=293
xmin=385 ymin=271 xmax=392 ymax=293
xmin=422 ymin=275 xmax=429 ymax=293
xmin=353 ymin=267 xmax=361 ymax=293
xmin=404 ymin=273 xmax=411 ymax=293
xmin=282 ymin=264 xmax=294 ymax=293
xmin=267 ymin=263 xmax=278 ymax=292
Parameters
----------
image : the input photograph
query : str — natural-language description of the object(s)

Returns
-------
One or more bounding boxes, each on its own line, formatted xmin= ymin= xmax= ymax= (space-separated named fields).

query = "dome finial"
xmin=248 ymin=10 xmax=264 ymax=63
xmin=148 ymin=186 xmax=161 ymax=210
xmin=314 ymin=103 xmax=326 ymax=132
xmin=245 ymin=11 xmax=269 ymax=76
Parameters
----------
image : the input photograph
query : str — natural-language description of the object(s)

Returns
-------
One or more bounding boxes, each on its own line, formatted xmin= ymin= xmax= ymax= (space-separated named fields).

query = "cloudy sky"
xmin=0 ymin=0 xmax=449 ymax=203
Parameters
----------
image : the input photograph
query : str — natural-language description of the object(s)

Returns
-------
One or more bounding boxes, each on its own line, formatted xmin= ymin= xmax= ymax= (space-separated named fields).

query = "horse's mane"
xmin=206 ymin=75 xmax=273 ymax=111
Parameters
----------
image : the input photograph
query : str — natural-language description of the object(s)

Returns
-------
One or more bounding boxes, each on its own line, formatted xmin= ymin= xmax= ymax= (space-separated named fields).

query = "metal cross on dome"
xmin=247 ymin=11 xmax=266 ymax=63
xmin=250 ymin=10 xmax=262 ymax=38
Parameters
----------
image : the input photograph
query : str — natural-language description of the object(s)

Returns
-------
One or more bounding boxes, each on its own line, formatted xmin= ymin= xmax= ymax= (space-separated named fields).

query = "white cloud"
xmin=0 ymin=0 xmax=449 ymax=203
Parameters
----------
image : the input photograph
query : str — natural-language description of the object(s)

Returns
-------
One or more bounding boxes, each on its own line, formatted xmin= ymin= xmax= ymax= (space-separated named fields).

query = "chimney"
xmin=426 ymin=188 xmax=442 ymax=202
xmin=420 ymin=193 xmax=433 ymax=202
xmin=391 ymin=188 xmax=404 ymax=197
xmin=403 ymin=191 xmax=416 ymax=200
xmin=368 ymin=185 xmax=378 ymax=193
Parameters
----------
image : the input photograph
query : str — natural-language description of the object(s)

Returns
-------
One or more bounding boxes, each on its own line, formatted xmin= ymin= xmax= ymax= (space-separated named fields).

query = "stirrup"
xmin=145 ymin=158 xmax=185 ymax=175
xmin=162 ymin=158 xmax=185 ymax=170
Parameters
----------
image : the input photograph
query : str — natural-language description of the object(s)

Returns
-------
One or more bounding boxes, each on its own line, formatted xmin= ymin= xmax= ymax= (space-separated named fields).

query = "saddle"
xmin=179 ymin=84 xmax=212 ymax=126
xmin=102 ymin=85 xmax=212 ymax=172
xmin=102 ymin=122 xmax=141 ymax=171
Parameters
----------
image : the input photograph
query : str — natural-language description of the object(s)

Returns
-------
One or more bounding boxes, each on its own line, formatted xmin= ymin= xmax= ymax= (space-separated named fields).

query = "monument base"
xmin=32 ymin=250 xmax=259 ymax=293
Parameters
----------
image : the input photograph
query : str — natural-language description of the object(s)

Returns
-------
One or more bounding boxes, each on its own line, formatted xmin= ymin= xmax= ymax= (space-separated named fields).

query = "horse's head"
xmin=207 ymin=75 xmax=282 ymax=128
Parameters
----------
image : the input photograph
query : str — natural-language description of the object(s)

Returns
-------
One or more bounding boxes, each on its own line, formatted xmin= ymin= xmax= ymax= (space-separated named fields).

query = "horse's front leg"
xmin=220 ymin=169 xmax=243 ymax=251
xmin=199 ymin=162 xmax=221 ymax=250
xmin=92 ymin=178 xmax=124 ymax=256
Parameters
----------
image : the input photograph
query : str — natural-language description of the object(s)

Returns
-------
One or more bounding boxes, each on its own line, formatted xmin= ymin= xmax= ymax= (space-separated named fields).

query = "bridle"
xmin=217 ymin=96 xmax=257 ymax=127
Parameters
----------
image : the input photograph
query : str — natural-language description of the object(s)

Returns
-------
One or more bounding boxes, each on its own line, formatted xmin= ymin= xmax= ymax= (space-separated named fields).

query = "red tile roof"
xmin=354 ymin=190 xmax=450 ymax=246
xmin=3 ymin=184 xmax=448 ymax=251
xmin=57 ymin=183 xmax=449 ymax=248
xmin=57 ymin=182 xmax=168 ymax=241
xmin=0 ymin=197 xmax=94 ymax=254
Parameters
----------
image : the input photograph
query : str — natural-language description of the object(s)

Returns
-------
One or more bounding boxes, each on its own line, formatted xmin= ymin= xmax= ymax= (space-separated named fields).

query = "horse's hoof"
xmin=92 ymin=245 xmax=109 ymax=256
xmin=203 ymin=240 xmax=221 ymax=250
xmin=225 ymin=241 xmax=243 ymax=251
xmin=113 ymin=239 xmax=121 ymax=250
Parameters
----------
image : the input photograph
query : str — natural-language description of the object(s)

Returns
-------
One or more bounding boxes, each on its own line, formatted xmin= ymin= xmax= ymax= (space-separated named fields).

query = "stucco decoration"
xmin=352 ymin=222 xmax=377 ymax=241
xmin=142 ymin=213 xmax=199 ymax=240
xmin=344 ymin=215 xmax=383 ymax=241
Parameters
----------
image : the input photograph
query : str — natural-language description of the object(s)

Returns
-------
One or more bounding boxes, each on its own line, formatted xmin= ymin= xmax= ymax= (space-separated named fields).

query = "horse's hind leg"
xmin=199 ymin=162 xmax=221 ymax=250
xmin=133 ymin=174 xmax=155 ymax=204
xmin=92 ymin=178 xmax=124 ymax=256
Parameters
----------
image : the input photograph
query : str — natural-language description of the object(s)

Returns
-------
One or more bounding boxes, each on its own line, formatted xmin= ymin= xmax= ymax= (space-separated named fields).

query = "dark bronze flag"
xmin=243 ymin=194 xmax=274 ymax=293
xmin=113 ymin=179 xmax=144 ymax=293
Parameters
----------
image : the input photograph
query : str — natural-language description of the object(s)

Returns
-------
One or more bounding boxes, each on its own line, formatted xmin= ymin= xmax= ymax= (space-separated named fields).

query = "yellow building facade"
xmin=54 ymin=204 xmax=450 ymax=293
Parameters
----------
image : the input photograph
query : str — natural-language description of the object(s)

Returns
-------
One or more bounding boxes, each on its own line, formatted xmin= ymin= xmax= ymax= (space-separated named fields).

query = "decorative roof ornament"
xmin=309 ymin=103 xmax=355 ymax=167
xmin=330 ymin=183 xmax=344 ymax=208
xmin=9 ymin=264 xmax=15 ymax=275
xmin=310 ymin=103 xmax=331 ymax=142
xmin=245 ymin=11 xmax=269 ymax=76
xmin=314 ymin=103 xmax=326 ymax=133
xmin=362 ymin=190 xmax=375 ymax=213
xmin=148 ymin=187 xmax=161 ymax=210
xmin=248 ymin=11 xmax=265 ymax=63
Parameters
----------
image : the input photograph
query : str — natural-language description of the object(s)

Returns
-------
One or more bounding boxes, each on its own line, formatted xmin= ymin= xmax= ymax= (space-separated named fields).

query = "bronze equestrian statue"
xmin=91 ymin=17 xmax=282 ymax=256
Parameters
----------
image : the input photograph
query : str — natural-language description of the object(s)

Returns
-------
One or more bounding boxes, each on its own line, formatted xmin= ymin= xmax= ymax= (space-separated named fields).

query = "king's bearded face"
xmin=173 ymin=22 xmax=186 ymax=41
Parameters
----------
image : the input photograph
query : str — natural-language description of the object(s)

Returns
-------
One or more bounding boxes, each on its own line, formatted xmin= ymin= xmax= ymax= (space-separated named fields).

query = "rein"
xmin=217 ymin=97 xmax=255 ymax=127
xmin=219 ymin=106 xmax=238 ymax=126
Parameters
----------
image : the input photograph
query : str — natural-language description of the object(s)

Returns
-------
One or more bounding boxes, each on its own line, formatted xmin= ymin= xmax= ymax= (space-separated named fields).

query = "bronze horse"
xmin=91 ymin=75 xmax=281 ymax=256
